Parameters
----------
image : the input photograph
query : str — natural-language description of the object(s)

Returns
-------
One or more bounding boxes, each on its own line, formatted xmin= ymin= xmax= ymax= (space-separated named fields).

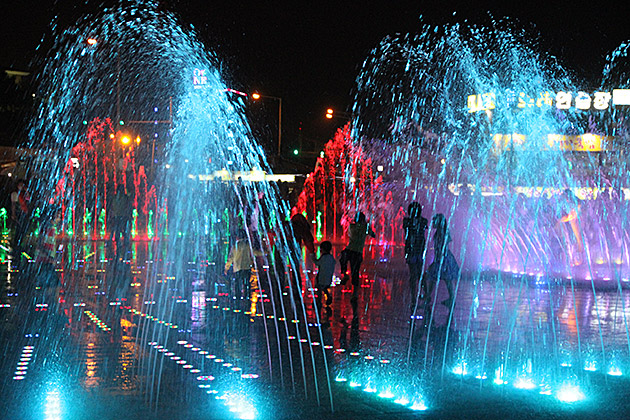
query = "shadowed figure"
xmin=339 ymin=212 xmax=375 ymax=305
xmin=403 ymin=202 xmax=428 ymax=311
xmin=424 ymin=214 xmax=459 ymax=312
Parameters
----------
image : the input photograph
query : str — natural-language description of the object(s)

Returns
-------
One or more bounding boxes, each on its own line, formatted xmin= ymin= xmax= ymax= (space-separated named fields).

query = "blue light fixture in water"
xmin=409 ymin=399 xmax=428 ymax=411
xmin=556 ymin=385 xmax=585 ymax=403
xmin=607 ymin=366 xmax=623 ymax=376
xmin=513 ymin=378 xmax=536 ymax=390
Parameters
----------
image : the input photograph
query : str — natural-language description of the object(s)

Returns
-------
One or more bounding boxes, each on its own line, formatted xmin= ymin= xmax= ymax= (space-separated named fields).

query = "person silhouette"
xmin=425 ymin=213 xmax=458 ymax=309
xmin=403 ymin=202 xmax=428 ymax=309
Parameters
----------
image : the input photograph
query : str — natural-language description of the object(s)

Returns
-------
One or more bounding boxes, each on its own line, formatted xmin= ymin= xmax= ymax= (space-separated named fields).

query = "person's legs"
xmin=339 ymin=249 xmax=349 ymax=284
xmin=324 ymin=285 xmax=332 ymax=306
xmin=13 ymin=214 xmax=29 ymax=257
xmin=348 ymin=250 xmax=362 ymax=297
xmin=315 ymin=284 xmax=323 ymax=314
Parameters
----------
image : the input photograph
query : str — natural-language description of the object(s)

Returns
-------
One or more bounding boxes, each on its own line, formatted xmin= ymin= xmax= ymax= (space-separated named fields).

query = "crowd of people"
xmin=7 ymin=176 xmax=462 ymax=331
xmin=219 ymin=183 xmax=462 ymax=329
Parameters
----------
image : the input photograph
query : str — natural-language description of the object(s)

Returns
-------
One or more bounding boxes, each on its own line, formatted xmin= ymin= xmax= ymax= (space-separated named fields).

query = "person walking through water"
xmin=340 ymin=212 xmax=375 ymax=301
xmin=310 ymin=240 xmax=336 ymax=320
xmin=10 ymin=179 xmax=31 ymax=260
xmin=224 ymin=229 xmax=262 ymax=306
xmin=426 ymin=213 xmax=458 ymax=309
xmin=403 ymin=202 xmax=428 ymax=311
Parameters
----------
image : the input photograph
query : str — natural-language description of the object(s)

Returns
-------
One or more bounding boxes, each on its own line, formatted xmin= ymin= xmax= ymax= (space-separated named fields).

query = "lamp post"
xmin=252 ymin=92 xmax=282 ymax=156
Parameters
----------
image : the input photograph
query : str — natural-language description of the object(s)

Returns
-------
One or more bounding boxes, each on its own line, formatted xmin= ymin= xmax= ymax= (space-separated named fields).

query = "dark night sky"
xmin=1 ymin=0 xmax=629 ymax=153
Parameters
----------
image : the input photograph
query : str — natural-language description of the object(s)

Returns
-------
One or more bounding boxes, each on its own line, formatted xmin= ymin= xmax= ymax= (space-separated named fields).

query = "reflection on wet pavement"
xmin=3 ymin=240 xmax=630 ymax=418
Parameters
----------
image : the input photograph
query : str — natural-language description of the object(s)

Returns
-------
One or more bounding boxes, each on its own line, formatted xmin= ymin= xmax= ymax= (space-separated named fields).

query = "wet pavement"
xmin=2 ymin=240 xmax=630 ymax=419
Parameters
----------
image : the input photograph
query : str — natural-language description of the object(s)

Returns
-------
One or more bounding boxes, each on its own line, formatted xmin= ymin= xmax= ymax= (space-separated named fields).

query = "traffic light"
xmin=293 ymin=149 xmax=299 ymax=155
xmin=326 ymin=108 xmax=333 ymax=119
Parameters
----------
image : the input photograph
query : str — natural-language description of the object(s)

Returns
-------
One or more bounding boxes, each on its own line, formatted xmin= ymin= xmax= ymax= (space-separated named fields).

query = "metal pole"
xmin=116 ymin=50 xmax=121 ymax=125
xmin=278 ymin=97 xmax=282 ymax=157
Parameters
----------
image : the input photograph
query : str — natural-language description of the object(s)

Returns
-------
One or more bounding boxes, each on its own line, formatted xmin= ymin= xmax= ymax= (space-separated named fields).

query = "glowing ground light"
xmin=14 ymin=346 xmax=34 ymax=380
xmin=45 ymin=389 xmax=62 ymax=420
xmin=395 ymin=397 xmax=410 ymax=405
xmin=556 ymin=385 xmax=585 ymax=403
xmin=363 ymin=384 xmax=377 ymax=393
xmin=378 ymin=389 xmax=395 ymax=399
xmin=584 ymin=361 xmax=598 ymax=371
xmin=410 ymin=399 xmax=428 ymax=411
xmin=241 ymin=374 xmax=259 ymax=379
xmin=607 ymin=366 xmax=623 ymax=376
xmin=349 ymin=381 xmax=361 ymax=388
xmin=494 ymin=377 xmax=507 ymax=385
xmin=84 ymin=310 xmax=111 ymax=331
xmin=514 ymin=378 xmax=536 ymax=390
xmin=221 ymin=393 xmax=257 ymax=420
xmin=452 ymin=363 xmax=468 ymax=375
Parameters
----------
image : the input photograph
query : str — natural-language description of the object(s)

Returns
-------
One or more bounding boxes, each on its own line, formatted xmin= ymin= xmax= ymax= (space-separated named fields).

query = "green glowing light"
xmin=316 ymin=210 xmax=323 ymax=241
xmin=147 ymin=210 xmax=154 ymax=239
xmin=132 ymin=209 xmax=138 ymax=238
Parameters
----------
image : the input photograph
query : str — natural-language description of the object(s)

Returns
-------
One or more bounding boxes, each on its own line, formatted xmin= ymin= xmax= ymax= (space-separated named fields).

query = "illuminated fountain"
xmin=305 ymin=23 xmax=630 ymax=410
xmin=349 ymin=25 xmax=630 ymax=282
xmin=20 ymin=1 xmax=333 ymax=416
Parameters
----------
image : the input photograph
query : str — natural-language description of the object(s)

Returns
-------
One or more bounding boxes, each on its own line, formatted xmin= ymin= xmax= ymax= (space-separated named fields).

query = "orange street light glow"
xmin=87 ymin=38 xmax=98 ymax=45
xmin=252 ymin=92 xmax=261 ymax=100
xmin=121 ymin=136 xmax=131 ymax=145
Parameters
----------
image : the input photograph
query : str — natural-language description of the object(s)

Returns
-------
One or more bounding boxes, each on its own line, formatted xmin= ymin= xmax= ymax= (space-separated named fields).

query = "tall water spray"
xmin=320 ymin=21 xmax=630 ymax=404
xmin=23 ymin=1 xmax=333 ymax=414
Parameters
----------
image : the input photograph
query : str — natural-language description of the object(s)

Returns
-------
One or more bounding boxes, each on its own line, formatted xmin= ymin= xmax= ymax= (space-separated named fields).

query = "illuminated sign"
xmin=613 ymin=89 xmax=630 ymax=106
xmin=492 ymin=133 xmax=608 ymax=153
xmin=193 ymin=68 xmax=208 ymax=89
xmin=467 ymin=89 xmax=630 ymax=112
xmin=188 ymin=171 xmax=297 ymax=182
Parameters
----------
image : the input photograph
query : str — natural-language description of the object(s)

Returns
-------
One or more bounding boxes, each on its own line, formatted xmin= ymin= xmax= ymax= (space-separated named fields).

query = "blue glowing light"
xmin=556 ymin=385 xmax=585 ymax=403
xmin=410 ymin=399 xmax=428 ymax=411
xmin=607 ymin=366 xmax=623 ymax=376
xmin=513 ymin=378 xmax=536 ymax=390
xmin=394 ymin=397 xmax=410 ymax=405
xmin=378 ymin=389 xmax=395 ymax=399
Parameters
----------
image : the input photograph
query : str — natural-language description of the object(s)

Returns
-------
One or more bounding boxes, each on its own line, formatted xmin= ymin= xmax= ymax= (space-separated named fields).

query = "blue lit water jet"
xmin=342 ymin=18 xmax=630 ymax=408
xmin=22 ymin=0 xmax=334 ymax=416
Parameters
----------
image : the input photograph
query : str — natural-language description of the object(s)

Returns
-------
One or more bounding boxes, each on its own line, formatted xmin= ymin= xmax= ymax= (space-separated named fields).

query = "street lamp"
xmin=324 ymin=108 xmax=352 ymax=120
xmin=251 ymin=92 xmax=282 ymax=156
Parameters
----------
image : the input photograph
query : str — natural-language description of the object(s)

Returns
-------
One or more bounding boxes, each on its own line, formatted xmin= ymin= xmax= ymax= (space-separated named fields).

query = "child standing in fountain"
xmin=224 ymin=229 xmax=260 ymax=303
xmin=311 ymin=240 xmax=336 ymax=318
